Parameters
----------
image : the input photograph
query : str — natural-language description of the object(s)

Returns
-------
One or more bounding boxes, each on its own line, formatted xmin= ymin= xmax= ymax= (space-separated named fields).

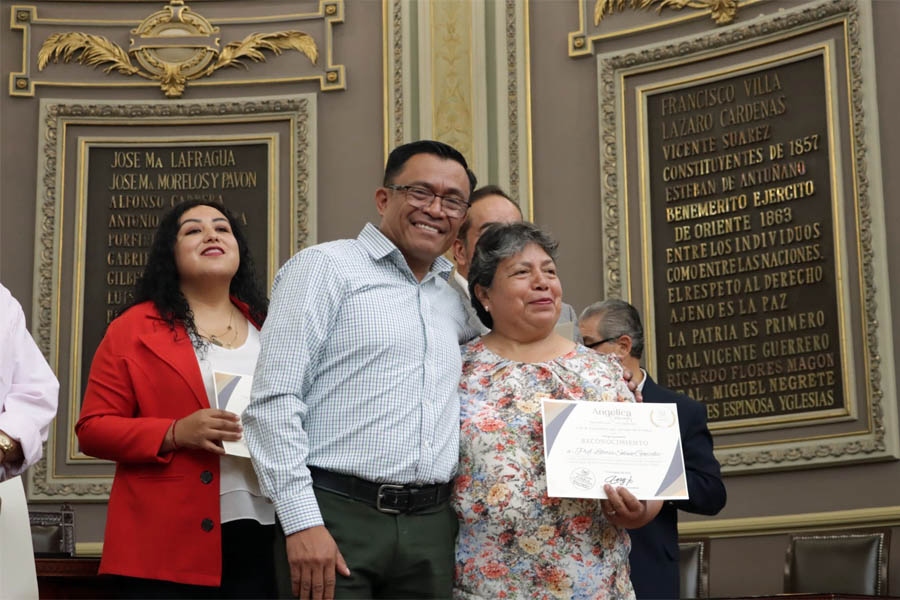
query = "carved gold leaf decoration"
xmin=208 ymin=31 xmax=318 ymax=75
xmin=594 ymin=0 xmax=737 ymax=26
xmin=594 ymin=0 xmax=626 ymax=24
xmin=160 ymin=62 xmax=188 ymax=98
xmin=38 ymin=29 xmax=318 ymax=98
xmin=37 ymin=32 xmax=142 ymax=77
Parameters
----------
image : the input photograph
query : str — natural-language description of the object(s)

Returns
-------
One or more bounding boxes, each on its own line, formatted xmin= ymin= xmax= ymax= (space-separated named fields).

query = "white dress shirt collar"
xmin=452 ymin=270 xmax=470 ymax=298
xmin=636 ymin=368 xmax=648 ymax=392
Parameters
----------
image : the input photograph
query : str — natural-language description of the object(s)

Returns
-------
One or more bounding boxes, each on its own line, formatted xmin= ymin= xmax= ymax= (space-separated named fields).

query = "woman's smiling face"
xmin=475 ymin=242 xmax=562 ymax=335
xmin=173 ymin=204 xmax=240 ymax=284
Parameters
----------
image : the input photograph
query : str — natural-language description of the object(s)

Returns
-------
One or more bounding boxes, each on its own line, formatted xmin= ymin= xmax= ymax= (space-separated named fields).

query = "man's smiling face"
xmin=376 ymin=153 xmax=471 ymax=277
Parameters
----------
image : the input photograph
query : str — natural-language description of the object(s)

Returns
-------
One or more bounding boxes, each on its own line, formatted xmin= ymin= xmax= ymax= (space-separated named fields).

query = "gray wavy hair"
xmin=467 ymin=222 xmax=559 ymax=329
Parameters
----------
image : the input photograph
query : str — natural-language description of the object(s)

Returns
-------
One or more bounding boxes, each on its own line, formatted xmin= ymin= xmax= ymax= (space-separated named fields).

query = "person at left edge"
xmin=0 ymin=283 xmax=59 ymax=600
xmin=0 ymin=283 xmax=59 ymax=481
xmin=76 ymin=201 xmax=276 ymax=598
xmin=244 ymin=140 xmax=479 ymax=600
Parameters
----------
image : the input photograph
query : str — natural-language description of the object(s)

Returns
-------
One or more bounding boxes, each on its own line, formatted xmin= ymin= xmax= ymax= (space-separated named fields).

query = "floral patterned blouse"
xmin=452 ymin=339 xmax=636 ymax=600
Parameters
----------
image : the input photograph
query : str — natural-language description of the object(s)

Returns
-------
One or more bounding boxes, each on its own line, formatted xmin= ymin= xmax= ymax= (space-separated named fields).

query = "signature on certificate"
xmin=604 ymin=473 xmax=635 ymax=487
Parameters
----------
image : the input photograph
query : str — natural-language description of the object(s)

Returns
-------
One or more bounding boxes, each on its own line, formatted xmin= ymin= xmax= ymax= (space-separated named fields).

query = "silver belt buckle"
xmin=376 ymin=483 xmax=405 ymax=514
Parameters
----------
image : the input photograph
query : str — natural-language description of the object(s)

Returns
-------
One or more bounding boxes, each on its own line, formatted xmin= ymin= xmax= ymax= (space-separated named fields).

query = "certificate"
xmin=541 ymin=399 xmax=688 ymax=500
xmin=0 ymin=477 xmax=39 ymax=599
xmin=213 ymin=370 xmax=253 ymax=458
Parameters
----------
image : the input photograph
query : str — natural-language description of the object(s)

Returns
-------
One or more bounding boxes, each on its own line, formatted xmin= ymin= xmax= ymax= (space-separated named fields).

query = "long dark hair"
xmin=126 ymin=200 xmax=268 ymax=342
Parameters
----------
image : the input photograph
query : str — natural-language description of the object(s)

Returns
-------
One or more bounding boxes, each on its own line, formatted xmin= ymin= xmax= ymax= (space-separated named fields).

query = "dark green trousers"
xmin=320 ymin=487 xmax=458 ymax=599
xmin=276 ymin=487 xmax=458 ymax=599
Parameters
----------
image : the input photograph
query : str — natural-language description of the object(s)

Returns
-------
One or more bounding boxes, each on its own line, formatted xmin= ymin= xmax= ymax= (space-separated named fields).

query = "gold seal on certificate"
xmin=540 ymin=399 xmax=688 ymax=500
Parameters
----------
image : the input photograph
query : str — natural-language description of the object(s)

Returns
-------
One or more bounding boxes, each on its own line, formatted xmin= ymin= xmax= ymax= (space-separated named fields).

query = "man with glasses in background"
xmin=245 ymin=140 xmax=478 ymax=600
xmin=579 ymin=299 xmax=726 ymax=599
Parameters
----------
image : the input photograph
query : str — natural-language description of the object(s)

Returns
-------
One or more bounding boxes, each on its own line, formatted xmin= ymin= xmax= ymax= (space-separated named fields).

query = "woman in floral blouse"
xmin=452 ymin=222 xmax=661 ymax=599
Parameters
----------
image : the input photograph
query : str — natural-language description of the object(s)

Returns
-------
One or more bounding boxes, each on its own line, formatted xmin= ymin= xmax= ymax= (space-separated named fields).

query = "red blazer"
xmin=76 ymin=300 xmax=260 ymax=587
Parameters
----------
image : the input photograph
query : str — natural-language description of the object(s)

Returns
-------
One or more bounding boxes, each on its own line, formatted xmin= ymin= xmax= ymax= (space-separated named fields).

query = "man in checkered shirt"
xmin=245 ymin=140 xmax=478 ymax=599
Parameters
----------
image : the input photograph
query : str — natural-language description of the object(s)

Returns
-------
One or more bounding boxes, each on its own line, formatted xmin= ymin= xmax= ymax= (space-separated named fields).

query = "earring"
xmin=484 ymin=305 xmax=490 ymax=312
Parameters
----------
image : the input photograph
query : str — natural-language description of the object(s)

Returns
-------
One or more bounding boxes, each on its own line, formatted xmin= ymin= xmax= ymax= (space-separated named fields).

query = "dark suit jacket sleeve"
xmin=674 ymin=387 xmax=727 ymax=516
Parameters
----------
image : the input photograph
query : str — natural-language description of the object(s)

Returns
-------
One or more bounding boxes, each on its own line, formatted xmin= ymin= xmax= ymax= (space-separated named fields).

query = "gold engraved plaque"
xmin=27 ymin=95 xmax=317 ymax=500
xmin=598 ymin=0 xmax=899 ymax=472
xmin=644 ymin=54 xmax=847 ymax=430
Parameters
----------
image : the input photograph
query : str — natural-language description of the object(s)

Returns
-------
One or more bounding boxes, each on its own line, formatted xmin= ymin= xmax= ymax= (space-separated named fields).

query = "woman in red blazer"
xmin=77 ymin=200 xmax=272 ymax=598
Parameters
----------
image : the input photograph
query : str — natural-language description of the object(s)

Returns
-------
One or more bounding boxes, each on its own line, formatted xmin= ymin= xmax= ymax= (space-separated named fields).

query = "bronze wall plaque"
xmin=80 ymin=141 xmax=270 ymax=401
xmin=28 ymin=95 xmax=315 ymax=500
xmin=600 ymin=0 xmax=896 ymax=472
xmin=644 ymin=54 xmax=847 ymax=429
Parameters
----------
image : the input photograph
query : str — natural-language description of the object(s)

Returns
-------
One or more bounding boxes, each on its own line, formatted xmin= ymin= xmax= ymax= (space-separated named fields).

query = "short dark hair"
xmin=125 ymin=200 xmax=268 ymax=345
xmin=457 ymin=185 xmax=522 ymax=241
xmin=468 ymin=222 xmax=559 ymax=329
xmin=383 ymin=140 xmax=477 ymax=196
xmin=579 ymin=299 xmax=645 ymax=359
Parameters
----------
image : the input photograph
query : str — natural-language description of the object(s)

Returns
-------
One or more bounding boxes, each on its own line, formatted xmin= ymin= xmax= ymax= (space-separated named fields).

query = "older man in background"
xmin=579 ymin=299 xmax=726 ymax=599
xmin=449 ymin=185 xmax=580 ymax=340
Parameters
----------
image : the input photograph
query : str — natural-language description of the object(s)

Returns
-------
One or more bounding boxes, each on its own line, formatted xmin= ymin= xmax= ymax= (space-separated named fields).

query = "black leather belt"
xmin=308 ymin=466 xmax=453 ymax=515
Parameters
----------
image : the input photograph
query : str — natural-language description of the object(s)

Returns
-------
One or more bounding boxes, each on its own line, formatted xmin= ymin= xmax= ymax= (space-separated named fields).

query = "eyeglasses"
xmin=385 ymin=184 xmax=469 ymax=219
xmin=585 ymin=336 xmax=619 ymax=349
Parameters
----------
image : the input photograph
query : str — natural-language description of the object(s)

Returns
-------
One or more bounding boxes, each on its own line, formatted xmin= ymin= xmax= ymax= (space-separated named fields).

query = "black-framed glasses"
xmin=585 ymin=336 xmax=619 ymax=349
xmin=385 ymin=184 xmax=469 ymax=218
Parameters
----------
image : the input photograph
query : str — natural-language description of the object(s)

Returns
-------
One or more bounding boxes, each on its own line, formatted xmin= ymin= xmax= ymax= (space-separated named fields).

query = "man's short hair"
xmin=579 ymin=299 xmax=645 ymax=359
xmin=383 ymin=140 xmax=477 ymax=196
xmin=457 ymin=185 xmax=522 ymax=241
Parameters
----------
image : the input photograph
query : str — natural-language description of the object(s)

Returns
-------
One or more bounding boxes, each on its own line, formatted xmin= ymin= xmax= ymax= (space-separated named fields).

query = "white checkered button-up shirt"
xmin=244 ymin=223 xmax=476 ymax=535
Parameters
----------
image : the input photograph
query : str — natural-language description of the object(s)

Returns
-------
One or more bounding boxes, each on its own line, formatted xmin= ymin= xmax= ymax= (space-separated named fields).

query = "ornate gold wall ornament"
xmin=569 ymin=0 xmax=762 ymax=57
xmin=431 ymin=1 xmax=475 ymax=165
xmin=593 ymin=0 xmax=738 ymax=26
xmin=35 ymin=0 xmax=318 ymax=98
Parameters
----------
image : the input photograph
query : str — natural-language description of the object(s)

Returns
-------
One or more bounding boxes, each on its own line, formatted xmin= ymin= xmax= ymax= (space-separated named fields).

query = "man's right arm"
xmin=285 ymin=525 xmax=350 ymax=598
xmin=243 ymin=249 xmax=349 ymax=597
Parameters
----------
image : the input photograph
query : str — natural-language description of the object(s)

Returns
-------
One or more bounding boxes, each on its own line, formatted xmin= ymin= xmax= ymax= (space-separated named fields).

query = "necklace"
xmin=197 ymin=308 xmax=237 ymax=348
